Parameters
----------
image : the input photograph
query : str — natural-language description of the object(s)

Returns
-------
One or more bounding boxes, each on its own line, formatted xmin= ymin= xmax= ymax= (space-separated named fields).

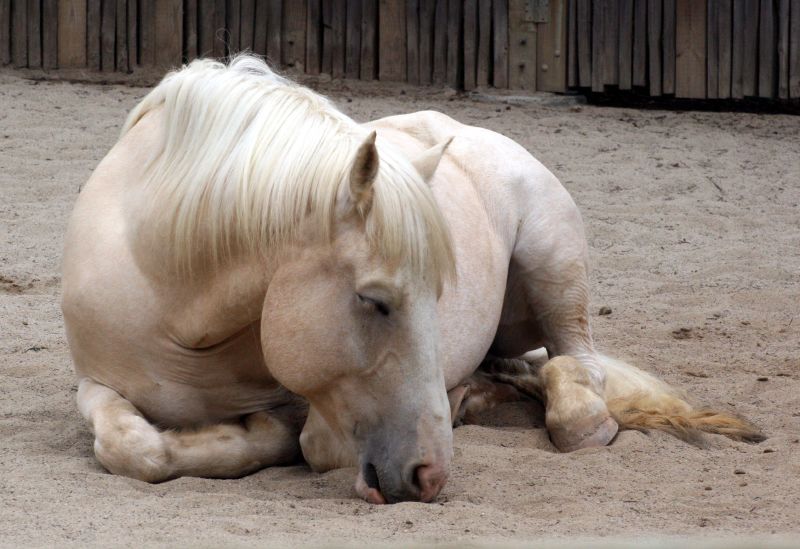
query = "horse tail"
xmin=598 ymin=355 xmax=765 ymax=445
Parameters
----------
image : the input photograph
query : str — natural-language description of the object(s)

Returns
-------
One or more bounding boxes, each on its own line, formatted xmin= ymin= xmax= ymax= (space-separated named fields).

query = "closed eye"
xmin=357 ymin=293 xmax=391 ymax=316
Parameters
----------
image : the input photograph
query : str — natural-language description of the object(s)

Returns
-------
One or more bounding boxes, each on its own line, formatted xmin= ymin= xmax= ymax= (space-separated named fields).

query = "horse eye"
xmin=357 ymin=294 xmax=390 ymax=316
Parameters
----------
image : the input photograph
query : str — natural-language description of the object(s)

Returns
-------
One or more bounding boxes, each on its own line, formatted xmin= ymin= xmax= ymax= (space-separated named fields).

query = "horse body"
xmin=62 ymin=56 xmax=761 ymax=504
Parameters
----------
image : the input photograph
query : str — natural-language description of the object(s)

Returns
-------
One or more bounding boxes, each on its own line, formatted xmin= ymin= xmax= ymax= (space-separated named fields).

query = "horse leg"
xmin=299 ymin=406 xmax=358 ymax=473
xmin=447 ymin=372 xmax=527 ymax=427
xmin=483 ymin=353 xmax=617 ymax=451
xmin=491 ymin=213 xmax=618 ymax=452
xmin=77 ymin=378 xmax=301 ymax=481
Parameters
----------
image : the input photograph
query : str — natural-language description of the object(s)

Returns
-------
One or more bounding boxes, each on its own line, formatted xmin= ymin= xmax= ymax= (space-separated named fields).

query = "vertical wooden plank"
xmin=345 ymin=0 xmax=361 ymax=78
xmin=101 ymin=0 xmax=116 ymax=71
xmin=493 ymin=0 xmax=508 ymax=88
xmin=662 ymin=0 xmax=675 ymax=93
xmin=227 ymin=0 xmax=240 ymax=54
xmin=647 ymin=0 xmax=661 ymax=95
xmin=742 ymin=0 xmax=759 ymax=96
xmin=306 ymin=0 xmax=321 ymax=74
xmin=446 ymin=0 xmax=461 ymax=88
xmin=407 ymin=0 xmax=420 ymax=85
xmin=27 ymin=0 xmax=41 ymax=68
xmin=378 ymin=0 xmax=406 ymax=81
xmin=601 ymin=0 xmax=617 ymax=85
xmin=758 ymin=0 xmax=776 ymax=98
xmin=776 ymin=0 xmax=789 ymax=98
xmin=567 ymin=0 xmax=577 ymax=87
xmin=240 ymin=0 xmax=254 ymax=51
xmin=577 ymin=0 xmax=591 ymax=86
xmin=185 ymin=0 xmax=198 ymax=60
xmin=790 ymin=0 xmax=800 ymax=98
xmin=0 ymin=0 xmax=9 ymax=65
xmin=266 ymin=0 xmax=281 ymax=62
xmin=127 ymin=0 xmax=137 ymax=66
xmin=254 ymin=0 xmax=268 ymax=55
xmin=11 ymin=0 xmax=26 ymax=67
xmin=87 ymin=0 xmax=101 ymax=69
xmin=432 ymin=0 xmax=447 ymax=84
xmin=618 ymin=0 xmax=633 ymax=89
xmin=155 ymin=0 xmax=183 ymax=68
xmin=198 ymin=0 xmax=216 ymax=56
xmin=419 ymin=0 xmax=435 ymax=84
xmin=332 ymin=0 xmax=345 ymax=78
xmin=537 ymin=0 xmax=568 ymax=91
xmin=142 ymin=0 xmax=159 ymax=64
xmin=463 ymin=0 xmax=477 ymax=90
xmin=632 ymin=0 xmax=646 ymax=86
xmin=476 ymin=0 xmax=491 ymax=87
xmin=718 ymin=0 xmax=732 ymax=98
xmin=282 ymin=0 xmax=306 ymax=69
xmin=360 ymin=0 xmax=376 ymax=79
xmin=707 ymin=0 xmax=719 ymax=98
xmin=321 ymin=0 xmax=332 ymax=73
xmin=508 ymin=0 xmax=537 ymax=90
xmin=731 ymin=0 xmax=744 ymax=97
xmin=213 ymin=0 xmax=226 ymax=57
xmin=41 ymin=0 xmax=57 ymax=69
xmin=592 ymin=0 xmax=606 ymax=91
xmin=116 ymin=0 xmax=128 ymax=71
xmin=675 ymin=0 xmax=706 ymax=98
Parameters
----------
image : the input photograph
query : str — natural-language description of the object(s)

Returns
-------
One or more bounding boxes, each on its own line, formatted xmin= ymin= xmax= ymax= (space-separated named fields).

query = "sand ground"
xmin=1 ymin=68 xmax=798 ymax=547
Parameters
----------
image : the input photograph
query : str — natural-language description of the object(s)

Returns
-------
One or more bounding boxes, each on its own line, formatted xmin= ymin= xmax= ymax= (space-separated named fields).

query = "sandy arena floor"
xmin=1 ymin=68 xmax=799 ymax=547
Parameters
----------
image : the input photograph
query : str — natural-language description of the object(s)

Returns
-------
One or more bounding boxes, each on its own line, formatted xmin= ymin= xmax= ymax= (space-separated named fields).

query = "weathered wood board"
xmin=618 ymin=0 xmax=633 ymax=90
xmin=0 ymin=0 xmax=10 ymax=65
xmin=537 ymin=0 xmax=567 ymax=91
xmin=155 ymin=0 xmax=183 ymax=69
xmin=378 ymin=0 xmax=406 ymax=81
xmin=493 ymin=0 xmax=508 ymax=88
xmin=675 ymin=0 xmax=706 ymax=98
xmin=360 ymin=0 xmax=376 ymax=79
xmin=662 ymin=0 xmax=675 ymax=94
xmin=462 ymin=0 xmax=477 ymax=90
xmin=57 ymin=0 xmax=86 ymax=68
xmin=647 ymin=0 xmax=662 ymax=96
xmin=42 ymin=0 xmax=57 ymax=69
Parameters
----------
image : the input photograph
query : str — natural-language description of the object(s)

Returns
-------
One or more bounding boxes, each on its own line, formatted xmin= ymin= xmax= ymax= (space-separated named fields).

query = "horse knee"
xmin=300 ymin=407 xmax=357 ymax=472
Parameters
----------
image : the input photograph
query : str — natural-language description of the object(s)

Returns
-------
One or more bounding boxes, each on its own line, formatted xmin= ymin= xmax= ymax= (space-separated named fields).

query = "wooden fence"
xmin=569 ymin=0 xmax=800 ymax=100
xmin=1 ymin=1 xmax=798 ymax=101
xmin=0 ymin=0 xmax=568 ymax=92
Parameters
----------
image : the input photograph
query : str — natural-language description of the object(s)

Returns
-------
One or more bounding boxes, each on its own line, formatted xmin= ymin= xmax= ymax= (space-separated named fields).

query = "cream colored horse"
xmin=62 ymin=56 xmax=761 ymax=505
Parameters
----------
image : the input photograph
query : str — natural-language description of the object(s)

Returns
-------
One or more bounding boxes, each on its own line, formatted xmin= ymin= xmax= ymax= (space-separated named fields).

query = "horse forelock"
xmin=121 ymin=54 xmax=455 ymax=290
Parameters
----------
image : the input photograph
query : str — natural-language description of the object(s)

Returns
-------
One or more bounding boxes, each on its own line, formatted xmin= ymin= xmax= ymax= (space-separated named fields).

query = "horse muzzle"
xmin=353 ymin=421 xmax=451 ymax=504
xmin=354 ymin=455 xmax=449 ymax=504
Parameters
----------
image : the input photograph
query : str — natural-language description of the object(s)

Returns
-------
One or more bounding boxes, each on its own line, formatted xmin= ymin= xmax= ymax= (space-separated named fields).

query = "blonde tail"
xmin=599 ymin=355 xmax=765 ymax=444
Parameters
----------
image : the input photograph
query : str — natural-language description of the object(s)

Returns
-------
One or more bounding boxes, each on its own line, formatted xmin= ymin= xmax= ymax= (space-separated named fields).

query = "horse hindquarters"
xmin=77 ymin=379 xmax=302 ymax=482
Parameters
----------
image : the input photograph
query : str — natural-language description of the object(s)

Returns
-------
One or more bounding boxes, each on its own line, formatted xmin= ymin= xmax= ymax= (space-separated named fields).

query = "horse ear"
xmin=411 ymin=137 xmax=453 ymax=184
xmin=349 ymin=131 xmax=379 ymax=216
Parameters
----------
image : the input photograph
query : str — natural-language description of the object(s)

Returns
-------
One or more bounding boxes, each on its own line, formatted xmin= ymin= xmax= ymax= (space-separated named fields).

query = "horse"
xmin=61 ymin=55 xmax=762 ymax=505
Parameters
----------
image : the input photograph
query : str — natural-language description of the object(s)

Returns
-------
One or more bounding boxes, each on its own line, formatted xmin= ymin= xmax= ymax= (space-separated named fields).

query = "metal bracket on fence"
xmin=526 ymin=0 xmax=550 ymax=23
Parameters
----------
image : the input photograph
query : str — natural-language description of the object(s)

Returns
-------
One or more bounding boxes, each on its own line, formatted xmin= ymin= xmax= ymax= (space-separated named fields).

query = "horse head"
xmin=261 ymin=131 xmax=455 ymax=504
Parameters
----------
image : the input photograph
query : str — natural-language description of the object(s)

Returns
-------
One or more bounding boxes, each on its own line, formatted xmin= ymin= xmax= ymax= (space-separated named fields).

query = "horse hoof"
xmin=548 ymin=415 xmax=619 ymax=453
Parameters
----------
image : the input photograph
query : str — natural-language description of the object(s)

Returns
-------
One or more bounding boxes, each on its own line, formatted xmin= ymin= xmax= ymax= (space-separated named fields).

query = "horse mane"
xmin=121 ymin=55 xmax=454 ymax=289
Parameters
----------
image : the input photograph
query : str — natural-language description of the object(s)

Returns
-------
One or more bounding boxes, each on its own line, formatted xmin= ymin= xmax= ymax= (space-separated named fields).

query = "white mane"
xmin=122 ymin=55 xmax=454 ymax=288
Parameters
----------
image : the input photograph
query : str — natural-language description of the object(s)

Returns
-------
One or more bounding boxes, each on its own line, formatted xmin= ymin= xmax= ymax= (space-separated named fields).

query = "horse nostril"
xmin=364 ymin=462 xmax=381 ymax=492
xmin=411 ymin=463 xmax=424 ymax=492
xmin=413 ymin=463 xmax=447 ymax=502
